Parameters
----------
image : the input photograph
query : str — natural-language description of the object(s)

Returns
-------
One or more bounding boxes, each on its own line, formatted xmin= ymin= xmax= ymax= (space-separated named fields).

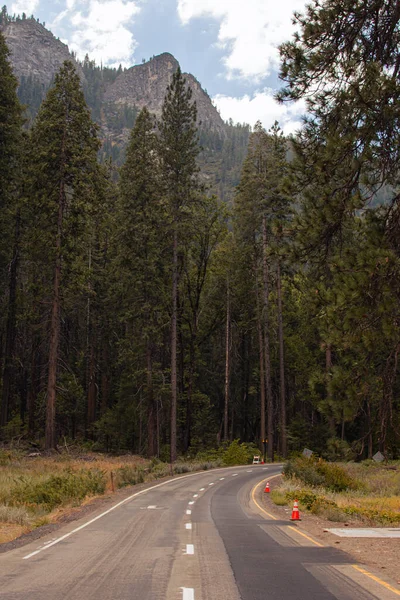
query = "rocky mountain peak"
xmin=1 ymin=17 xmax=84 ymax=88
xmin=104 ymin=53 xmax=225 ymax=133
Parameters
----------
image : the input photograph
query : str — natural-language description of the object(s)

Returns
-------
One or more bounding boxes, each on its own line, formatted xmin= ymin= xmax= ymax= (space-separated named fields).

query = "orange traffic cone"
xmin=264 ymin=482 xmax=270 ymax=493
xmin=290 ymin=499 xmax=301 ymax=521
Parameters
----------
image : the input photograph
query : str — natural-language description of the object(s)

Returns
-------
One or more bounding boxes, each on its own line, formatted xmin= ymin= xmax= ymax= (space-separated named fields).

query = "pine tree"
xmin=159 ymin=66 xmax=200 ymax=462
xmin=26 ymin=60 xmax=100 ymax=449
xmin=118 ymin=107 xmax=166 ymax=456
xmin=0 ymin=32 xmax=23 ymax=430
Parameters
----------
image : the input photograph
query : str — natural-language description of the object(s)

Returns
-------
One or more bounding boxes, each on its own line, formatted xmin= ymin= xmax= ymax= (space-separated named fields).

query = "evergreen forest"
xmin=1 ymin=0 xmax=399 ymax=462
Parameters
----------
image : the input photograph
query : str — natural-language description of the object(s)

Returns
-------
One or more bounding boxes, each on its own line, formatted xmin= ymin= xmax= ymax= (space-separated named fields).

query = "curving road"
xmin=0 ymin=464 xmax=398 ymax=599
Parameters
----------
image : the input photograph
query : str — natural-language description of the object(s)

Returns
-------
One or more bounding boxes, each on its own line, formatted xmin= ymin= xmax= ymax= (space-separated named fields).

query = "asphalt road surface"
xmin=0 ymin=464 xmax=398 ymax=599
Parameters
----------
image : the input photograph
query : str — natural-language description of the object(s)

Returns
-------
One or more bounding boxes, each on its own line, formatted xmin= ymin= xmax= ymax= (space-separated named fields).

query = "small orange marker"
xmin=290 ymin=499 xmax=301 ymax=521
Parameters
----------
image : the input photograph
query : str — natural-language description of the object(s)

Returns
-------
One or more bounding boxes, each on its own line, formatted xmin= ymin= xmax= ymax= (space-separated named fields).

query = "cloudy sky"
xmin=10 ymin=0 xmax=308 ymax=132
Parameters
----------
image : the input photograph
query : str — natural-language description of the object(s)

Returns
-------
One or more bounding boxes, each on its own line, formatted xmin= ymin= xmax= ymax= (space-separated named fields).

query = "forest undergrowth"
xmin=271 ymin=457 xmax=400 ymax=526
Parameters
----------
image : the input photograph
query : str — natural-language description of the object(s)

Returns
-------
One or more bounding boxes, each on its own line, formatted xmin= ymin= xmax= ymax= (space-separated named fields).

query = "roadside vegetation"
xmin=271 ymin=456 xmax=400 ymax=526
xmin=0 ymin=440 xmax=259 ymax=543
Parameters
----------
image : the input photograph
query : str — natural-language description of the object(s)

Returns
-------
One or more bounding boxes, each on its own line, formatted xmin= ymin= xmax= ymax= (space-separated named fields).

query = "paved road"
xmin=0 ymin=464 xmax=398 ymax=599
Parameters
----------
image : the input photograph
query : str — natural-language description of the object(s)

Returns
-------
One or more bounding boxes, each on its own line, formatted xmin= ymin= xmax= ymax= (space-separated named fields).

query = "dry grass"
xmin=0 ymin=452 xmax=152 ymax=543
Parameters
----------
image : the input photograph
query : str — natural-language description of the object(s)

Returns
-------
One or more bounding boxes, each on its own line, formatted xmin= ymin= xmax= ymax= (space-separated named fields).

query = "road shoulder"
xmin=256 ymin=475 xmax=400 ymax=591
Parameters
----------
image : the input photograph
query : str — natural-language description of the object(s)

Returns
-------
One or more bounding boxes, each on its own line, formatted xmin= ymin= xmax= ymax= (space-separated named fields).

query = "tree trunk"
xmin=87 ymin=344 xmax=96 ymax=428
xmin=276 ymin=260 xmax=287 ymax=457
xmin=170 ymin=223 xmax=178 ymax=463
xmin=147 ymin=341 xmax=157 ymax=457
xmin=256 ymin=275 xmax=266 ymax=446
xmin=223 ymin=280 xmax=230 ymax=442
xmin=27 ymin=341 xmax=38 ymax=437
xmin=45 ymin=181 xmax=64 ymax=450
xmin=262 ymin=216 xmax=274 ymax=461
xmin=367 ymin=401 xmax=373 ymax=459
xmin=0 ymin=210 xmax=20 ymax=429
xmin=184 ymin=334 xmax=195 ymax=453
xmin=326 ymin=343 xmax=335 ymax=434
xmin=100 ymin=341 xmax=109 ymax=415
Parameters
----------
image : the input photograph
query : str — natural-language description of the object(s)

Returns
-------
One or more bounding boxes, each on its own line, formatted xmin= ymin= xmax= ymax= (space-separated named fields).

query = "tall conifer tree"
xmin=27 ymin=61 xmax=100 ymax=448
xmin=0 ymin=32 xmax=23 ymax=429
xmin=118 ymin=107 xmax=165 ymax=456
xmin=159 ymin=66 xmax=200 ymax=462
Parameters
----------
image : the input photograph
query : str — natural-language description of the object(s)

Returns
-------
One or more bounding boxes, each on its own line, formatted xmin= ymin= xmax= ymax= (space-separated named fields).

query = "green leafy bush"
xmin=222 ymin=440 xmax=261 ymax=466
xmin=315 ymin=461 xmax=356 ymax=492
xmin=115 ymin=465 xmax=145 ymax=487
xmin=10 ymin=469 xmax=106 ymax=509
xmin=284 ymin=457 xmax=357 ymax=491
xmin=270 ymin=490 xmax=287 ymax=505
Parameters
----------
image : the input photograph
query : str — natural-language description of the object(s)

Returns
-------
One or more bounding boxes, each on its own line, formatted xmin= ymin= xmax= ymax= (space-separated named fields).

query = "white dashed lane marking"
xmin=181 ymin=588 xmax=194 ymax=600
xmin=185 ymin=523 xmax=192 ymax=530
xmin=209 ymin=483 xmax=214 ymax=486
xmin=188 ymin=501 xmax=195 ymax=505
xmin=199 ymin=488 xmax=205 ymax=491
xmin=186 ymin=544 xmax=194 ymax=555
xmin=193 ymin=494 xmax=198 ymax=497
xmin=219 ymin=477 xmax=225 ymax=480
xmin=186 ymin=509 xmax=191 ymax=515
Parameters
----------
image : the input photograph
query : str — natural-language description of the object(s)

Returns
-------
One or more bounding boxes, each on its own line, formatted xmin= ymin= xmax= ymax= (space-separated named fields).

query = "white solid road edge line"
xmin=23 ymin=464 xmax=282 ymax=560
xmin=181 ymin=588 xmax=195 ymax=600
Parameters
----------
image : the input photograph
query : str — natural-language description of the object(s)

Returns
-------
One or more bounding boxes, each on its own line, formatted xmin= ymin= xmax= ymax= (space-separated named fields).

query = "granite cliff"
xmin=104 ymin=53 xmax=225 ymax=134
xmin=1 ymin=17 xmax=85 ymax=87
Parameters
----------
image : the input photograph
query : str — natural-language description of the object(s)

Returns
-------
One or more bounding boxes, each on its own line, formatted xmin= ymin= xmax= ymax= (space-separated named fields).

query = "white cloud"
xmin=50 ymin=0 xmax=141 ymax=68
xmin=11 ymin=0 xmax=40 ymax=16
xmin=213 ymin=89 xmax=306 ymax=135
xmin=177 ymin=0 xmax=307 ymax=81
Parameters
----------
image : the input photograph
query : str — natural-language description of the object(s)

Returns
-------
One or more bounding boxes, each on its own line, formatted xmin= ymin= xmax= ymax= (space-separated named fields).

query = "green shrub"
xmin=284 ymin=457 xmax=357 ymax=491
xmin=115 ymin=465 xmax=145 ymax=488
xmin=173 ymin=463 xmax=193 ymax=474
xmin=10 ymin=469 xmax=106 ymax=510
xmin=284 ymin=459 xmax=325 ymax=487
xmin=315 ymin=461 xmax=356 ymax=492
xmin=222 ymin=440 xmax=261 ymax=466
xmin=270 ymin=490 xmax=287 ymax=506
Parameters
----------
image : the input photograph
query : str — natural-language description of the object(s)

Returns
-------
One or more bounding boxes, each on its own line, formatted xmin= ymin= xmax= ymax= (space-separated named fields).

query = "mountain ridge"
xmin=0 ymin=11 xmax=249 ymax=202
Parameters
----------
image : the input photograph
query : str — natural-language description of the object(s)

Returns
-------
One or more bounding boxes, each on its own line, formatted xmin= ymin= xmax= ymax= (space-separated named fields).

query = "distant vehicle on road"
xmin=252 ymin=455 xmax=260 ymax=464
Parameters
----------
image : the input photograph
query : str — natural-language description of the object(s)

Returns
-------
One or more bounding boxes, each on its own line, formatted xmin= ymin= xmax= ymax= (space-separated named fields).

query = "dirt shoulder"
xmin=263 ymin=477 xmax=400 ymax=586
